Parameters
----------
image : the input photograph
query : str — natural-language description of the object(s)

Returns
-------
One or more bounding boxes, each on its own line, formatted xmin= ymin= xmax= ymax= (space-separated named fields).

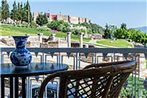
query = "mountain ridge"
xmin=134 ymin=26 xmax=147 ymax=33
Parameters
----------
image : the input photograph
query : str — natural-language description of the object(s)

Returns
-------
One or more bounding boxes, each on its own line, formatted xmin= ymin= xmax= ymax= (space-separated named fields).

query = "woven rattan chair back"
xmin=39 ymin=60 xmax=136 ymax=98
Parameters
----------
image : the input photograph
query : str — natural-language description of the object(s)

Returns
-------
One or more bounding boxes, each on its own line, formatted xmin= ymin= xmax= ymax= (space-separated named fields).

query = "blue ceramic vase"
xmin=10 ymin=36 xmax=32 ymax=67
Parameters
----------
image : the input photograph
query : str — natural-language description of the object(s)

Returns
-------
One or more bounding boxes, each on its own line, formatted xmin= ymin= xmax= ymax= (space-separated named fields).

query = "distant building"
xmin=63 ymin=15 xmax=69 ymax=23
xmin=33 ymin=12 xmax=39 ymax=22
xmin=69 ymin=16 xmax=79 ymax=24
xmin=50 ymin=14 xmax=57 ymax=21
xmin=91 ymin=34 xmax=103 ymax=39
xmin=85 ymin=18 xmax=91 ymax=23
xmin=79 ymin=17 xmax=86 ymax=24
xmin=57 ymin=14 xmax=70 ymax=23
xmin=33 ymin=12 xmax=90 ymax=24
xmin=57 ymin=14 xmax=63 ymax=21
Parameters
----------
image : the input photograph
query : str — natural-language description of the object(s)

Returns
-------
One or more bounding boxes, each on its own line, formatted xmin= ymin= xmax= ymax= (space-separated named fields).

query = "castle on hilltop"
xmin=33 ymin=12 xmax=91 ymax=24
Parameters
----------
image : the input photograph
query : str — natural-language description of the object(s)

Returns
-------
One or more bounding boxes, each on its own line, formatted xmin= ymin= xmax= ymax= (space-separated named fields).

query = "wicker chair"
xmin=39 ymin=60 xmax=136 ymax=98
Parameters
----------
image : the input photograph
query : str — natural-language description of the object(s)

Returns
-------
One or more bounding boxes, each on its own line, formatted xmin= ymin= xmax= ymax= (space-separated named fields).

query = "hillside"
xmin=1 ymin=24 xmax=133 ymax=48
xmin=0 ymin=24 xmax=91 ymax=42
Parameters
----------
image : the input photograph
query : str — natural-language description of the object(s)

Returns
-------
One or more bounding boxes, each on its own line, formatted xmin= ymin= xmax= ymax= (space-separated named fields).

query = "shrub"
xmin=30 ymin=21 xmax=38 ymax=28
xmin=36 ymin=14 xmax=48 ymax=26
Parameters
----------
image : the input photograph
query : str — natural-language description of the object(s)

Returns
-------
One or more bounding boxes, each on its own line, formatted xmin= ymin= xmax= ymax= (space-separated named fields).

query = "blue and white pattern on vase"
xmin=10 ymin=36 xmax=32 ymax=67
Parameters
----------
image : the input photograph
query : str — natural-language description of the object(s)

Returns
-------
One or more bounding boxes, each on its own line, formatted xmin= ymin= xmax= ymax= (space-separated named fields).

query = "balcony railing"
xmin=1 ymin=47 xmax=147 ymax=97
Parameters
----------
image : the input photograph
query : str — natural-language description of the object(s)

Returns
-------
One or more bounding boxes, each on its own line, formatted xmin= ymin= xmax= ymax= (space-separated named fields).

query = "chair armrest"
xmin=83 ymin=60 xmax=136 ymax=69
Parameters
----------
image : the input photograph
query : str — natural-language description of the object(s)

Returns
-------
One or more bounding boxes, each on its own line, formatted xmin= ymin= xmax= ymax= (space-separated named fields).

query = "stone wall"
xmin=0 ymin=36 xmax=68 ymax=48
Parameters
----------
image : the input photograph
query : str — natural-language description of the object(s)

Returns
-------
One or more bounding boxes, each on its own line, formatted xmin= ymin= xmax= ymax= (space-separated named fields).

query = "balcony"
xmin=1 ymin=47 xmax=147 ymax=97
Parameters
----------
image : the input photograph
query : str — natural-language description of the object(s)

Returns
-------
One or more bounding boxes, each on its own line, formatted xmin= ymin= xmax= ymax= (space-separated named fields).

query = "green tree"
xmin=47 ymin=20 xmax=70 ymax=32
xmin=80 ymin=22 xmax=104 ymax=34
xmin=21 ymin=3 xmax=26 ymax=22
xmin=17 ymin=2 xmax=22 ymax=21
xmin=72 ymin=29 xmax=80 ymax=35
xmin=113 ymin=25 xmax=147 ymax=44
xmin=90 ymin=23 xmax=100 ymax=33
xmin=1 ymin=0 xmax=10 ymax=20
xmin=47 ymin=20 xmax=59 ymax=30
xmin=58 ymin=21 xmax=70 ymax=32
xmin=121 ymin=23 xmax=127 ymax=30
xmin=36 ymin=14 xmax=48 ymax=26
xmin=11 ymin=1 xmax=18 ymax=21
xmin=80 ymin=22 xmax=91 ymax=29
xmin=26 ymin=0 xmax=32 ymax=23
xmin=114 ymin=28 xmax=127 ymax=39
xmin=22 ymin=0 xmax=32 ymax=23
xmin=103 ymin=24 xmax=111 ymax=38
xmin=19 ymin=2 xmax=23 ymax=22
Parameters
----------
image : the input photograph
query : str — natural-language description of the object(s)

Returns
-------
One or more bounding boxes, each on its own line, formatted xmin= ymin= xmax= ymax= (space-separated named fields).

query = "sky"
xmin=7 ymin=0 xmax=147 ymax=28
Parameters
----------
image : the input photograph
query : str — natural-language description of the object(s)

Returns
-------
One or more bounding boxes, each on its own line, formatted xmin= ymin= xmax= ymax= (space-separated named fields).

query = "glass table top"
xmin=0 ymin=63 xmax=68 ymax=77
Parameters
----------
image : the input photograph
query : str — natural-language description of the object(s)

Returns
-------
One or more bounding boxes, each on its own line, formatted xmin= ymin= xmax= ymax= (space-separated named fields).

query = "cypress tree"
xmin=20 ymin=2 xmax=23 ymax=22
xmin=11 ymin=1 xmax=18 ymax=21
xmin=23 ymin=0 xmax=32 ymax=23
xmin=1 ymin=0 xmax=10 ymax=20
xmin=22 ymin=3 xmax=26 ymax=22
xmin=17 ymin=2 xmax=21 ymax=21
xmin=27 ymin=0 xmax=32 ymax=23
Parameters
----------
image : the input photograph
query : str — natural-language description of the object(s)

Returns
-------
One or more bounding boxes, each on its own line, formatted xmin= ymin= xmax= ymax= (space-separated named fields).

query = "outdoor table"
xmin=0 ymin=63 xmax=68 ymax=98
